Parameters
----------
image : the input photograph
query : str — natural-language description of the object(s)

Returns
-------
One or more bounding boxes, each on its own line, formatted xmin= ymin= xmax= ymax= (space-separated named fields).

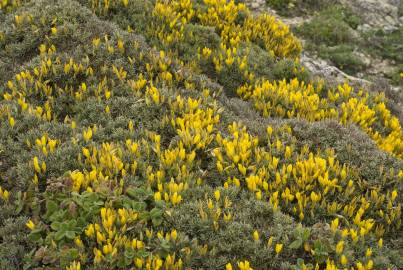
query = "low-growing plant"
xmin=296 ymin=6 xmax=358 ymax=46
xmin=0 ymin=1 xmax=402 ymax=270
xmin=317 ymin=45 xmax=367 ymax=74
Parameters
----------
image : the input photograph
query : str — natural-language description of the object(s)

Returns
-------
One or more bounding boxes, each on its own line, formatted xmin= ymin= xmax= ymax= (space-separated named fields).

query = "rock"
xmin=338 ymin=0 xmax=400 ymax=28
xmin=300 ymin=53 xmax=372 ymax=89
xmin=251 ymin=2 xmax=259 ymax=9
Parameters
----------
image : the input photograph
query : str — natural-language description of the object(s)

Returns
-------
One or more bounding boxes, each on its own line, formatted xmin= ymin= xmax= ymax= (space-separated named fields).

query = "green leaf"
xmin=150 ymin=208 xmax=163 ymax=226
xmin=289 ymin=239 xmax=303 ymax=249
xmin=126 ymin=187 xmax=153 ymax=200
xmin=45 ymin=200 xmax=58 ymax=218
xmin=150 ymin=208 xmax=162 ymax=219
xmin=64 ymin=248 xmax=79 ymax=259
xmin=152 ymin=217 xmax=163 ymax=226
xmin=15 ymin=191 xmax=24 ymax=214
xmin=124 ymin=248 xmax=135 ymax=259
xmin=302 ymin=229 xmax=310 ymax=241
xmin=137 ymin=249 xmax=150 ymax=258
xmin=159 ymin=239 xmax=171 ymax=251
xmin=28 ymin=231 xmax=42 ymax=242
xmin=131 ymin=201 xmax=147 ymax=211
xmin=67 ymin=219 xmax=77 ymax=227
xmin=55 ymin=230 xmax=65 ymax=241
xmin=51 ymin=221 xmax=61 ymax=230
xmin=65 ymin=231 xmax=76 ymax=239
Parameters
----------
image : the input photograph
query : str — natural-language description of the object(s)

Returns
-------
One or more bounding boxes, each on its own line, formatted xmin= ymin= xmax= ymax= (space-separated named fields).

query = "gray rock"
xmin=338 ymin=0 xmax=400 ymax=28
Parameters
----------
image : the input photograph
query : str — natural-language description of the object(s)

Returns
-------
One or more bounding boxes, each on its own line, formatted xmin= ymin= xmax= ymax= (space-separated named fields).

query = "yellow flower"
xmin=255 ymin=190 xmax=262 ymax=200
xmin=253 ymin=230 xmax=259 ymax=241
xmin=134 ymin=257 xmax=143 ymax=268
xmin=214 ymin=190 xmax=221 ymax=201
xmin=171 ymin=229 xmax=177 ymax=241
xmin=267 ymin=126 xmax=273 ymax=137
xmin=391 ymin=189 xmax=398 ymax=201
xmin=74 ymin=237 xmax=84 ymax=248
xmin=154 ymin=191 xmax=162 ymax=201
xmin=8 ymin=116 xmax=15 ymax=127
xmin=3 ymin=190 xmax=9 ymax=201
xmin=66 ymin=261 xmax=80 ymax=270
xmin=367 ymin=259 xmax=374 ymax=270
xmin=92 ymin=38 xmax=101 ymax=48
xmin=310 ymin=191 xmax=320 ymax=203
xmin=33 ymin=156 xmax=41 ymax=174
xmin=378 ymin=238 xmax=383 ymax=248
xmin=225 ymin=263 xmax=233 ymax=270
xmin=202 ymin=47 xmax=212 ymax=58
xmin=82 ymin=147 xmax=90 ymax=158
xmin=93 ymin=248 xmax=103 ymax=263
xmin=237 ymin=260 xmax=253 ymax=270
xmin=340 ymin=255 xmax=348 ymax=266
xmin=335 ymin=241 xmax=344 ymax=254
xmin=26 ymin=220 xmax=35 ymax=230
xmin=83 ymin=128 xmax=93 ymax=142
xmin=330 ymin=218 xmax=339 ymax=233
xmin=275 ymin=243 xmax=283 ymax=254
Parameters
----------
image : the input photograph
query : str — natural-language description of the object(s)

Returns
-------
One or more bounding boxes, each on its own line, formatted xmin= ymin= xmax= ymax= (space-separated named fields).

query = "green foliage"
xmin=389 ymin=65 xmax=403 ymax=86
xmin=296 ymin=5 xmax=365 ymax=75
xmin=317 ymin=45 xmax=367 ymax=74
xmin=363 ymin=26 xmax=403 ymax=63
xmin=288 ymin=224 xmax=310 ymax=249
xmin=296 ymin=6 xmax=359 ymax=46
xmin=265 ymin=0 xmax=332 ymax=16
xmin=0 ymin=0 xmax=402 ymax=269
xmin=265 ymin=0 xmax=293 ymax=12
xmin=271 ymin=58 xmax=310 ymax=82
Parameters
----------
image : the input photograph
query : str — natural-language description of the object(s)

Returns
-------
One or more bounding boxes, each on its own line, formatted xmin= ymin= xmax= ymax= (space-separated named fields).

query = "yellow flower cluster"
xmin=198 ymin=189 xmax=233 ymax=230
xmin=225 ymin=260 xmax=254 ymax=270
xmin=242 ymin=14 xmax=302 ymax=58
xmin=336 ymin=86 xmax=403 ymax=158
xmin=83 ymin=207 xmax=183 ymax=269
xmin=152 ymin=0 xmax=195 ymax=45
xmin=237 ymin=78 xmax=333 ymax=121
xmin=0 ymin=36 xmax=220 ymax=224
xmin=1 ymin=1 xmax=401 ymax=269
xmin=0 ymin=185 xmax=10 ymax=201
xmin=0 ymin=0 xmax=22 ymax=12
xmin=212 ymin=123 xmax=401 ymax=234
xmin=170 ymin=95 xmax=220 ymax=150
xmin=237 ymin=79 xmax=402 ymax=158
xmin=72 ymin=142 xmax=126 ymax=192
xmin=147 ymin=0 xmax=402 ymax=157
xmin=90 ymin=0 xmax=130 ymax=15
xmin=198 ymin=0 xmax=301 ymax=58
xmin=31 ymin=134 xmax=58 ymax=156
xmin=150 ymin=0 xmax=402 ymax=157
xmin=151 ymin=0 xmax=300 ymax=81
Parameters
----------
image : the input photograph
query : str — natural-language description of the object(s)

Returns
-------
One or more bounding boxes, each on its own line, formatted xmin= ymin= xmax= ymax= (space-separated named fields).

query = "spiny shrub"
xmin=0 ymin=1 xmax=402 ymax=270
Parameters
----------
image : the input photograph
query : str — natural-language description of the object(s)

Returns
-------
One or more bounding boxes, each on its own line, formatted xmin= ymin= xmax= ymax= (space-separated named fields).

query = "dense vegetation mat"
xmin=0 ymin=0 xmax=402 ymax=269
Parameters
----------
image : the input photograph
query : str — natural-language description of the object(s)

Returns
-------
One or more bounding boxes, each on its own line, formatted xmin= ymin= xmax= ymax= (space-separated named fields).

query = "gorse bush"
xmin=0 ymin=1 xmax=402 ymax=270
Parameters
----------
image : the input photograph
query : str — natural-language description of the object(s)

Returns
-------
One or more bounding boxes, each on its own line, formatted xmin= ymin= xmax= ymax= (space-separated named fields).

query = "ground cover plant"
xmin=295 ymin=5 xmax=366 ymax=75
xmin=0 ymin=0 xmax=402 ymax=270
